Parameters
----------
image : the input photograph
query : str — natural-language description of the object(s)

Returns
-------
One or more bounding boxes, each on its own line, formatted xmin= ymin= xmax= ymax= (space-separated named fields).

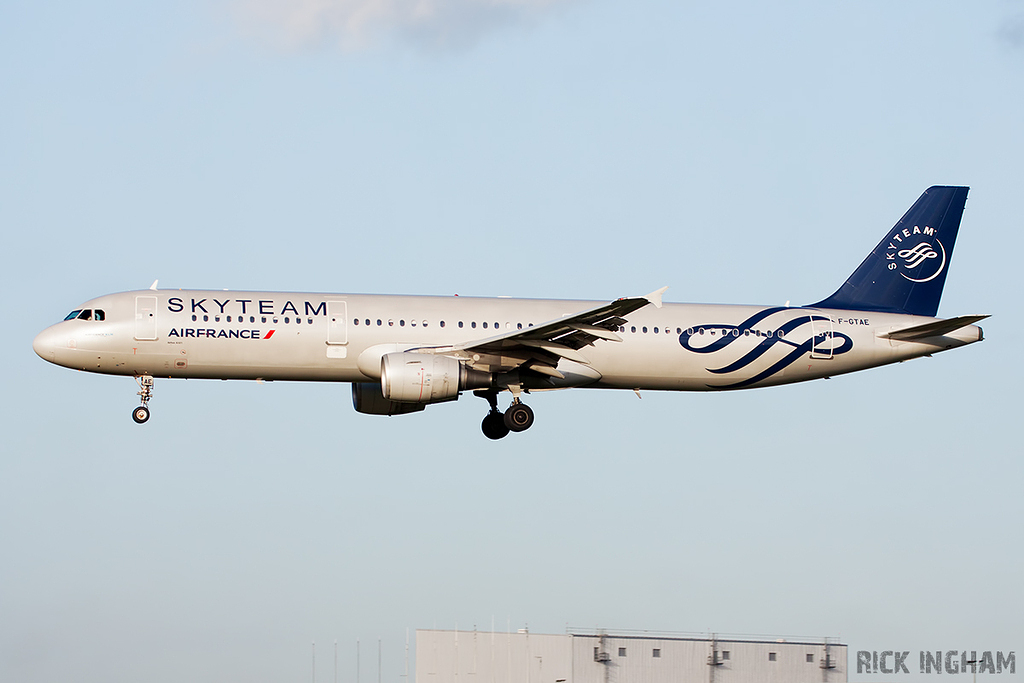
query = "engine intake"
xmin=381 ymin=353 xmax=490 ymax=403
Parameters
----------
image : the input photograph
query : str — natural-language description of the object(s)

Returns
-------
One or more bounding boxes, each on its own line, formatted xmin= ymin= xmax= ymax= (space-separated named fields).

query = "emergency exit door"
xmin=135 ymin=296 xmax=157 ymax=341
xmin=327 ymin=301 xmax=348 ymax=345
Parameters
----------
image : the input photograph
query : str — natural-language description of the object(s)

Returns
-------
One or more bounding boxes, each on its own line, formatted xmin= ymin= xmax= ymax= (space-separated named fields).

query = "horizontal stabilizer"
xmin=883 ymin=315 xmax=990 ymax=341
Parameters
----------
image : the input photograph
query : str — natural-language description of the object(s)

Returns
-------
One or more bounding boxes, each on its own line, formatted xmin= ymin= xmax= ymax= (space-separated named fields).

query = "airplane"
xmin=33 ymin=186 xmax=987 ymax=440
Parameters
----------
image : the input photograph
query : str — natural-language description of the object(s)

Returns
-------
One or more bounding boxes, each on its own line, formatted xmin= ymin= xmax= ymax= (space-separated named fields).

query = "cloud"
xmin=230 ymin=0 xmax=579 ymax=51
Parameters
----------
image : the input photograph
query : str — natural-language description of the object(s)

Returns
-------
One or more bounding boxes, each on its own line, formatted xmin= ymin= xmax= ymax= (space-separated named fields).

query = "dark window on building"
xmin=653 ymin=649 xmax=661 ymax=658
xmin=807 ymin=654 xmax=815 ymax=663
xmin=618 ymin=648 xmax=626 ymax=657
xmin=769 ymin=652 xmax=777 ymax=662
xmin=722 ymin=651 xmax=730 ymax=660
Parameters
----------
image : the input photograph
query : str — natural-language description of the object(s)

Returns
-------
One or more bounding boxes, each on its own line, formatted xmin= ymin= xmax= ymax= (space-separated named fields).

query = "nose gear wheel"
xmin=133 ymin=375 xmax=154 ymax=424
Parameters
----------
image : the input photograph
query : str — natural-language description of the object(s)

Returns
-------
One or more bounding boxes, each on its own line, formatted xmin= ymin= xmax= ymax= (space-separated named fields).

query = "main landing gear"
xmin=475 ymin=389 xmax=536 ymax=440
xmin=132 ymin=375 xmax=154 ymax=424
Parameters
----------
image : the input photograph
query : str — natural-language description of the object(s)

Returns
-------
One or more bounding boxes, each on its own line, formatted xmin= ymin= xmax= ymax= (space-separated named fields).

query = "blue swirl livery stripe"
xmin=678 ymin=308 xmax=853 ymax=389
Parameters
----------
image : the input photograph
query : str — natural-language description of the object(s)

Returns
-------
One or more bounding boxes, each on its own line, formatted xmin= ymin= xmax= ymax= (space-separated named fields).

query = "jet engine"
xmin=351 ymin=382 xmax=426 ymax=416
xmin=380 ymin=353 xmax=490 ymax=403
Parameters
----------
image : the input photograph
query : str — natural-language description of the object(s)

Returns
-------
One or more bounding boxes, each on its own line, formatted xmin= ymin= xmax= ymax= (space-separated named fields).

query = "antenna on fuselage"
xmin=149 ymin=280 xmax=159 ymax=291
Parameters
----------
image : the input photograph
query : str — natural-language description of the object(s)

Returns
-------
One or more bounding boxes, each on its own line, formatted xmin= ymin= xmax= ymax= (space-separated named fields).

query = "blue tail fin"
xmin=812 ymin=186 xmax=969 ymax=317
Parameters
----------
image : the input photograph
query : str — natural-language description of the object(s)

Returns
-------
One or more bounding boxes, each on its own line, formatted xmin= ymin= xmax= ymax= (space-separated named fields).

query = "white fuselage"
xmin=33 ymin=289 xmax=983 ymax=392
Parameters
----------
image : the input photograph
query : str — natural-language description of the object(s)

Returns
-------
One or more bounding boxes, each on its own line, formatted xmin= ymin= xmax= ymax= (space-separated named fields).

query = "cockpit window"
xmin=63 ymin=309 xmax=102 ymax=321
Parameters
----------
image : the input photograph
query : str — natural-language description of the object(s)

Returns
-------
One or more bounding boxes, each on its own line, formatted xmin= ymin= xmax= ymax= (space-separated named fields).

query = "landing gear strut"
xmin=133 ymin=375 xmax=153 ymax=424
xmin=474 ymin=389 xmax=535 ymax=439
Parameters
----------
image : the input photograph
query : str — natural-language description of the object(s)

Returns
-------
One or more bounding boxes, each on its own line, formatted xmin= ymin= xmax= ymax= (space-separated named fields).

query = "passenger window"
xmin=262 ymin=317 xmax=267 ymax=323
xmin=192 ymin=315 xmax=198 ymax=322
xmin=631 ymin=326 xmax=636 ymax=333
xmin=203 ymin=315 xmax=209 ymax=322
xmin=410 ymin=320 xmax=416 ymax=327
xmin=250 ymin=316 xmax=255 ymax=323
xmin=64 ymin=310 xmax=83 ymax=321
xmin=365 ymin=319 xmax=370 ymax=326
xmin=354 ymin=318 xmax=359 ymax=325
xmin=458 ymin=321 xmax=464 ymax=328
xmin=517 ymin=323 xmax=522 ymax=329
xmin=388 ymin=319 xmax=394 ymax=327
xmin=94 ymin=309 xmax=105 ymax=321
xmin=422 ymin=320 xmax=428 ymax=327
xmin=654 ymin=327 xmax=659 ymax=334
xmin=284 ymin=317 xmax=290 ymax=323
xmin=471 ymin=322 xmax=476 ymax=329
xmin=400 ymin=320 xmax=405 ymax=327
xmin=440 ymin=321 xmax=446 ymax=328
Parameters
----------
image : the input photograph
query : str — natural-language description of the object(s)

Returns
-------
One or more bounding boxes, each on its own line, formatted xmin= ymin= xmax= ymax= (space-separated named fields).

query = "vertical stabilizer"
xmin=812 ymin=186 xmax=968 ymax=317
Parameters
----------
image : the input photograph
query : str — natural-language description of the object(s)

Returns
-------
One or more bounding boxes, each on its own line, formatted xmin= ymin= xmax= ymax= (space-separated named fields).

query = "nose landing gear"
xmin=132 ymin=375 xmax=154 ymax=424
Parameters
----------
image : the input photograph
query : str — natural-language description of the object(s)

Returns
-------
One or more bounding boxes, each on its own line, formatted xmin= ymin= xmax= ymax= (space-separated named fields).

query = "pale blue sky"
xmin=2 ymin=1 xmax=1022 ymax=682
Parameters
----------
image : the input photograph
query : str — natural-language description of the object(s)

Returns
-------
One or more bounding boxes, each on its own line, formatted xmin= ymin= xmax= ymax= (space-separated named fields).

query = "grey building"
xmin=416 ymin=628 xmax=846 ymax=683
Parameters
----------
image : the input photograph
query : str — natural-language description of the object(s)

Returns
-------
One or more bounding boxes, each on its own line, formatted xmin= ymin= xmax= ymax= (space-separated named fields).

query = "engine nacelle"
xmin=381 ymin=353 xmax=490 ymax=403
xmin=352 ymin=382 xmax=426 ymax=416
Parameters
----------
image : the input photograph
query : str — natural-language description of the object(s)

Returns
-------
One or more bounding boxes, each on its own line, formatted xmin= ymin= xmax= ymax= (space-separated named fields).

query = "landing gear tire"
xmin=481 ymin=411 xmax=510 ymax=440
xmin=132 ymin=406 xmax=151 ymax=424
xmin=503 ymin=403 xmax=534 ymax=432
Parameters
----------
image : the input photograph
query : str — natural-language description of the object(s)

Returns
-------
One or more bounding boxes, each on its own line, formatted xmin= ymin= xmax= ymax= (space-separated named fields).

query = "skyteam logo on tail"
xmin=886 ymin=225 xmax=947 ymax=283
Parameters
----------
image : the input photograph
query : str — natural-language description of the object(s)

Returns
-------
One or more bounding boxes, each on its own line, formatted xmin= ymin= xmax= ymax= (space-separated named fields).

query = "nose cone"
xmin=33 ymin=325 xmax=60 ymax=363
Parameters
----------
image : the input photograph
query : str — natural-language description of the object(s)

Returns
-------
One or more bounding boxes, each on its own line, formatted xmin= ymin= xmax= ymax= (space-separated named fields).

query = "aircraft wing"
xmin=433 ymin=287 xmax=668 ymax=378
